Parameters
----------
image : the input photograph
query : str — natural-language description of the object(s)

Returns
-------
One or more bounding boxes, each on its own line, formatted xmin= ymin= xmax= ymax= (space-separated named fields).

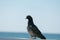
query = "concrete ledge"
xmin=0 ymin=38 xmax=55 ymax=40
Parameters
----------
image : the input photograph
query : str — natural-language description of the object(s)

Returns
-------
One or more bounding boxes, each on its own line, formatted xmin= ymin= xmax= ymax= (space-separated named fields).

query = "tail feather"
xmin=38 ymin=34 xmax=46 ymax=39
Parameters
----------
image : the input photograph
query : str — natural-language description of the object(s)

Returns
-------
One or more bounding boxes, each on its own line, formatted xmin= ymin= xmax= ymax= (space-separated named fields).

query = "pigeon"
xmin=26 ymin=15 xmax=46 ymax=39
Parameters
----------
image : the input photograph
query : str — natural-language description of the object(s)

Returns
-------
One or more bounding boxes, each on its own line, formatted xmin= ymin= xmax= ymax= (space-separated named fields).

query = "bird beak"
xmin=26 ymin=17 xmax=27 ymax=19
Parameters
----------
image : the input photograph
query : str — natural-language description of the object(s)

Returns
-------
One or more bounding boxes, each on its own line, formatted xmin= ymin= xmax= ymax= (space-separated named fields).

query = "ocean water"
xmin=0 ymin=32 xmax=60 ymax=40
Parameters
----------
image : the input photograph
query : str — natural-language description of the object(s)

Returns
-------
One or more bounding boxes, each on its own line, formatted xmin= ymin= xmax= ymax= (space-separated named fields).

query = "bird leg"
xmin=30 ymin=35 xmax=36 ymax=39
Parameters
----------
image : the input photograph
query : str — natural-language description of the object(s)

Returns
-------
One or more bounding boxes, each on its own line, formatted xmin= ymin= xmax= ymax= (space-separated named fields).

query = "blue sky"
xmin=0 ymin=0 xmax=60 ymax=34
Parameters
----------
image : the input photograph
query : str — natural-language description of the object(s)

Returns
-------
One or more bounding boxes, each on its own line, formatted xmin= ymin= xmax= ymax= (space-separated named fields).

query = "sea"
xmin=0 ymin=32 xmax=60 ymax=40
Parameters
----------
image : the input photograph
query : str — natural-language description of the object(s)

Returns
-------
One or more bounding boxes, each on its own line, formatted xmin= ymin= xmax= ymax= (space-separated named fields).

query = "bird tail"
xmin=38 ymin=34 xmax=46 ymax=39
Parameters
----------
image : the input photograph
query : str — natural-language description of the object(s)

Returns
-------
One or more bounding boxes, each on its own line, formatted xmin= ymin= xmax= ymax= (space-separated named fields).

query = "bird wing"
xmin=31 ymin=24 xmax=41 ymax=35
xmin=30 ymin=25 xmax=46 ymax=39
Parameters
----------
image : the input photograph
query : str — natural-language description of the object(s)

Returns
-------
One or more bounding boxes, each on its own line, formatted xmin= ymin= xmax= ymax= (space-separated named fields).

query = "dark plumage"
xmin=26 ymin=15 xmax=46 ymax=39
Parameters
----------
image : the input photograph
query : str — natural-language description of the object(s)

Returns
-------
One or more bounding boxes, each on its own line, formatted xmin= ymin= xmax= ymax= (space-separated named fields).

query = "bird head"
xmin=26 ymin=15 xmax=33 ymax=21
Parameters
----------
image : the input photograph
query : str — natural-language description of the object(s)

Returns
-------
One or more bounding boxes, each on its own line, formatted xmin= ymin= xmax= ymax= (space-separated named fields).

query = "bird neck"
xmin=28 ymin=19 xmax=34 ymax=26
